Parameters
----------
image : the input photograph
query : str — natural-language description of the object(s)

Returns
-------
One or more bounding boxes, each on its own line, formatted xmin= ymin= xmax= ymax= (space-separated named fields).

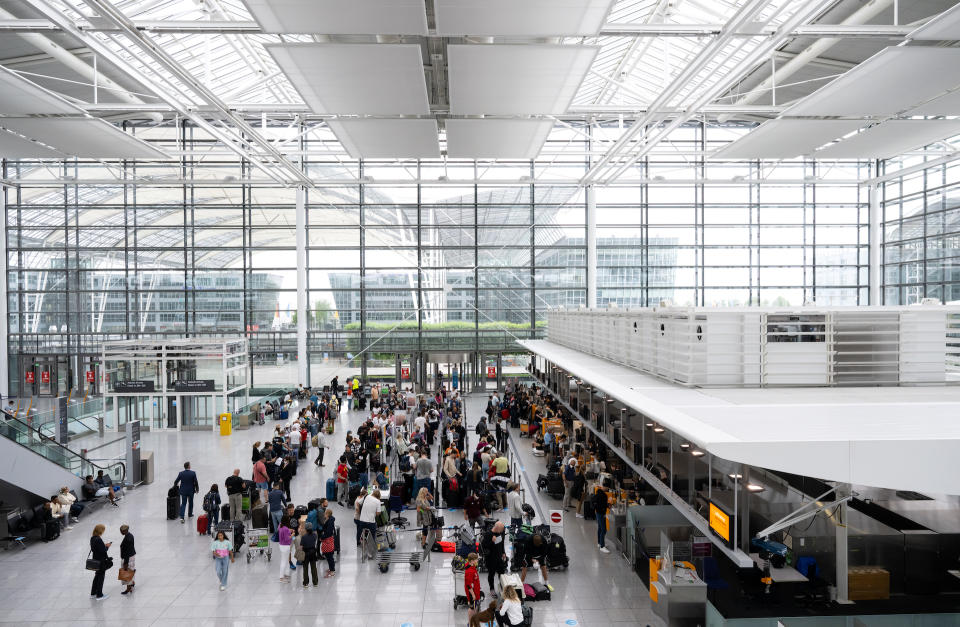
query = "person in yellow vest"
xmin=352 ymin=378 xmax=360 ymax=410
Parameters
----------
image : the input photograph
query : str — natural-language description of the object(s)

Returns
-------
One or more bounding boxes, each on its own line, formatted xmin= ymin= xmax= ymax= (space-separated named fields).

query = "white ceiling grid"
xmin=711 ymin=119 xmax=865 ymax=160
xmin=240 ymin=0 xmax=428 ymax=35
xmin=446 ymin=119 xmax=555 ymax=158
xmin=816 ymin=119 xmax=960 ymax=159
xmin=329 ymin=119 xmax=440 ymax=159
xmin=435 ymin=0 xmax=615 ymax=36
xmin=783 ymin=47 xmax=960 ymax=117
xmin=265 ymin=43 xmax=430 ymax=115
xmin=0 ymin=118 xmax=168 ymax=159
xmin=448 ymin=45 xmax=599 ymax=115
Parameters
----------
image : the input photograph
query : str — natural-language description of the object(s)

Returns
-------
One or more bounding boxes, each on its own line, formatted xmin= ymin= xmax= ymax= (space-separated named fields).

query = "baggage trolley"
xmin=244 ymin=528 xmax=272 ymax=563
xmin=374 ymin=528 xmax=436 ymax=573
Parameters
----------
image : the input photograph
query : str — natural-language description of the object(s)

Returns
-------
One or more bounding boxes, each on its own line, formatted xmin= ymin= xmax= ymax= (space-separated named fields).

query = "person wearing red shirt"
xmin=336 ymin=456 xmax=349 ymax=506
xmin=464 ymin=552 xmax=483 ymax=620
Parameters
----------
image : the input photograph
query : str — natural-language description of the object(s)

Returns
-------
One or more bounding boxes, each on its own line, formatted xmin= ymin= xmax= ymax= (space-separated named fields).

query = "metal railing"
xmin=0 ymin=410 xmax=125 ymax=485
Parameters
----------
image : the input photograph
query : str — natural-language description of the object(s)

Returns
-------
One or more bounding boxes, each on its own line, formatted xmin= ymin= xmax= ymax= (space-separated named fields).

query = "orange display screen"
xmin=709 ymin=503 xmax=730 ymax=542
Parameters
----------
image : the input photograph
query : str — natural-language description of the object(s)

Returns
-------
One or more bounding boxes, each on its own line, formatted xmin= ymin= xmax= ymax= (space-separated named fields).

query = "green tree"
xmin=314 ymin=299 xmax=334 ymax=329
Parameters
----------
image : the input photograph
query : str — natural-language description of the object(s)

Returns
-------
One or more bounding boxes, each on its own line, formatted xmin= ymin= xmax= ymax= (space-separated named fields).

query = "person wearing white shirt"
xmin=496 ymin=585 xmax=524 ymax=626
xmin=357 ymin=490 xmax=381 ymax=544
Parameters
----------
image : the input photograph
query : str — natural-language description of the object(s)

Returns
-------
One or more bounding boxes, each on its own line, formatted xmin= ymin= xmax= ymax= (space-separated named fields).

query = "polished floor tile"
xmin=1 ymin=392 xmax=662 ymax=627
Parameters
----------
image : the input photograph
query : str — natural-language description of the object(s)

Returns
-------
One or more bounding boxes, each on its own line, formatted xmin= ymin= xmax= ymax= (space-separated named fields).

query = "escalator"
xmin=0 ymin=410 xmax=125 ymax=500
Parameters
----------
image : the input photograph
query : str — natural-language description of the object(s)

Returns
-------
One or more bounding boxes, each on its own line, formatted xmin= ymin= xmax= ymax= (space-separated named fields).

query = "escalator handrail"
xmin=0 ymin=409 xmax=126 ymax=482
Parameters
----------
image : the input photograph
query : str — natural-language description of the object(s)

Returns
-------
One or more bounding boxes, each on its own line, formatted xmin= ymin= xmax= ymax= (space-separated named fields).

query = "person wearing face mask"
xmin=480 ymin=520 xmax=508 ymax=596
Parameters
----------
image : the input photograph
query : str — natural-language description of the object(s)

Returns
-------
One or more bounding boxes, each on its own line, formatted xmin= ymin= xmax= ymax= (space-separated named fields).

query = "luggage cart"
xmin=374 ymin=528 xmax=435 ymax=573
xmin=244 ymin=528 xmax=272 ymax=563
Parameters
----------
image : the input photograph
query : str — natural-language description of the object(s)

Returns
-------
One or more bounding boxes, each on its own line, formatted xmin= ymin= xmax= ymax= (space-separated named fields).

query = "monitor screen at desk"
xmin=709 ymin=502 xmax=733 ymax=545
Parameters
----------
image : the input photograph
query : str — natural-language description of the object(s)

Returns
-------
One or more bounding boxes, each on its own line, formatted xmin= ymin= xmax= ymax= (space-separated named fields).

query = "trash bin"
xmin=219 ymin=413 xmax=232 ymax=436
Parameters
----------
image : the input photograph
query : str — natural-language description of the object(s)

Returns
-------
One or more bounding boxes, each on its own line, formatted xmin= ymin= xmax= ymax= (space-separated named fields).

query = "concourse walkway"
xmin=0 ymin=392 xmax=660 ymax=627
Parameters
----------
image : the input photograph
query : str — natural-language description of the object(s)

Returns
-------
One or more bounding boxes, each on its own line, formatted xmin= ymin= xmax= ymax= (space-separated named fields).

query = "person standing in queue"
xmin=594 ymin=485 xmax=610 ymax=553
xmin=119 ymin=525 xmax=136 ymax=595
xmin=481 ymin=520 xmax=508 ymax=597
xmin=89 ymin=524 xmax=112 ymax=600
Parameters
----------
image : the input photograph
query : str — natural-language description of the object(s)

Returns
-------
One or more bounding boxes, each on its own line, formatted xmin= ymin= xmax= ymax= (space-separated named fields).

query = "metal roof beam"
xmin=0 ymin=19 xmax=920 ymax=38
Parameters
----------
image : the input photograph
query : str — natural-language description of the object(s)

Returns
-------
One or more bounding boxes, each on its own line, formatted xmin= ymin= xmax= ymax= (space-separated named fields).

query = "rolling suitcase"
xmin=326 ymin=478 xmax=338 ymax=501
xmin=197 ymin=513 xmax=209 ymax=535
xmin=583 ymin=500 xmax=595 ymax=520
xmin=334 ymin=524 xmax=341 ymax=555
xmin=529 ymin=581 xmax=551 ymax=601
xmin=521 ymin=605 xmax=533 ymax=627
xmin=251 ymin=504 xmax=269 ymax=530
xmin=166 ymin=496 xmax=179 ymax=520
xmin=221 ymin=504 xmax=231 ymax=522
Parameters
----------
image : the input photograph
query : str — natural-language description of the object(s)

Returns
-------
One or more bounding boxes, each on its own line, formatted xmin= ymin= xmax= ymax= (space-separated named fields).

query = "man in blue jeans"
xmin=268 ymin=482 xmax=287 ymax=533
xmin=174 ymin=461 xmax=199 ymax=524
xmin=594 ymin=486 xmax=610 ymax=553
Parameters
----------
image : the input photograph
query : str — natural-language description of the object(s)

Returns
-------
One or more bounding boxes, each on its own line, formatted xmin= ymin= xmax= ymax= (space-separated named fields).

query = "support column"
xmin=0 ymin=186 xmax=7 ymax=399
xmin=836 ymin=484 xmax=850 ymax=603
xmin=496 ymin=353 xmax=503 ymax=392
xmin=586 ymin=185 xmax=598 ymax=309
xmin=868 ymin=182 xmax=882 ymax=305
xmin=295 ymin=186 xmax=308 ymax=386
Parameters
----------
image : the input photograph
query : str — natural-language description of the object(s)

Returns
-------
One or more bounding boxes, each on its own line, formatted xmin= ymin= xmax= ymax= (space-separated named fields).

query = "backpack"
xmin=202 ymin=492 xmax=213 ymax=512
xmin=399 ymin=454 xmax=412 ymax=473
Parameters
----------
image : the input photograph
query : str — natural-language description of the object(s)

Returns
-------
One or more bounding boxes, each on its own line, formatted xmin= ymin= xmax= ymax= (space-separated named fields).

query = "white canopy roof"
xmin=521 ymin=339 xmax=960 ymax=496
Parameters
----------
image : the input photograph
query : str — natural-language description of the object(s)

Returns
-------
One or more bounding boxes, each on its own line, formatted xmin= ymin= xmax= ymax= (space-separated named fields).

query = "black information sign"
xmin=57 ymin=396 xmax=68 ymax=444
xmin=173 ymin=379 xmax=215 ymax=393
xmin=130 ymin=420 xmax=140 ymax=445
xmin=115 ymin=380 xmax=155 ymax=393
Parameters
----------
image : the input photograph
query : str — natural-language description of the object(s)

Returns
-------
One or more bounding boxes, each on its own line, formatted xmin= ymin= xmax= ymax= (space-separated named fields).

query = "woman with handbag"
xmin=118 ymin=525 xmax=136 ymax=594
xmin=416 ymin=487 xmax=434 ymax=549
xmin=88 ymin=524 xmax=113 ymax=600
xmin=320 ymin=508 xmax=337 ymax=578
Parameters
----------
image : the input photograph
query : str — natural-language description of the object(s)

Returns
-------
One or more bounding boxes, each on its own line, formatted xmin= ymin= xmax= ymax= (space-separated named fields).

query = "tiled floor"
xmin=0 ymin=393 xmax=662 ymax=627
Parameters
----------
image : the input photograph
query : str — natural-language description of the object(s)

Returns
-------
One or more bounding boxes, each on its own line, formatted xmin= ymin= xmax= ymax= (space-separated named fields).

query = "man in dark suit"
xmin=174 ymin=461 xmax=199 ymax=523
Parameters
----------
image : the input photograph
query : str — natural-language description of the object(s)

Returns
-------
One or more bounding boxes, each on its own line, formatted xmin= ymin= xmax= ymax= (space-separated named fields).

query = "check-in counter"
xmin=651 ymin=560 xmax=707 ymax=627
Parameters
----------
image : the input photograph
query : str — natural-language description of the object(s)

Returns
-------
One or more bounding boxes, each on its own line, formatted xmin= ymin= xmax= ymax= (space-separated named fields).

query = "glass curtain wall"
xmin=4 ymin=119 xmax=869 ymax=394
xmin=881 ymin=145 xmax=960 ymax=305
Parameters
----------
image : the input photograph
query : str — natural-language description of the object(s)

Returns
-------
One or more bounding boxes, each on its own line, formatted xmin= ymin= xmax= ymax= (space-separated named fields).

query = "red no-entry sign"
xmin=550 ymin=512 xmax=562 ymax=524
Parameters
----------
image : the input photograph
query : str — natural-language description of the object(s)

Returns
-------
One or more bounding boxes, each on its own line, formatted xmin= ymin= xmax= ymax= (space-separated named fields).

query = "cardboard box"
xmin=848 ymin=566 xmax=890 ymax=601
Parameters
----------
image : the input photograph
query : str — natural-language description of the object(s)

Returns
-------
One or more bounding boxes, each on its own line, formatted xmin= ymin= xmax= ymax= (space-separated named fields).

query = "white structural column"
xmin=295 ymin=186 xmax=308 ymax=386
xmin=586 ymin=185 xmax=597 ymax=308
xmin=0 ymin=187 xmax=7 ymax=398
xmin=869 ymin=182 xmax=882 ymax=305
xmin=836 ymin=483 xmax=850 ymax=603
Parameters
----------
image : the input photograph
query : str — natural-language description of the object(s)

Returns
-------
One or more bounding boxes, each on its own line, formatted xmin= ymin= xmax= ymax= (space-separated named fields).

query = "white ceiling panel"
xmin=0 ymin=118 xmax=167 ymax=159
xmin=435 ymin=0 xmax=615 ymax=36
xmin=710 ymin=119 xmax=865 ymax=160
xmin=816 ymin=119 xmax=960 ymax=159
xmin=446 ymin=119 xmax=553 ymax=158
xmin=911 ymin=88 xmax=960 ymax=115
xmin=328 ymin=119 xmax=439 ymax=159
xmin=0 ymin=129 xmax=63 ymax=158
xmin=266 ymin=44 xmax=430 ymax=115
xmin=783 ymin=47 xmax=960 ymax=117
xmin=448 ymin=45 xmax=598 ymax=115
xmin=240 ymin=0 xmax=427 ymax=35
xmin=0 ymin=67 xmax=84 ymax=115
xmin=909 ymin=3 xmax=960 ymax=41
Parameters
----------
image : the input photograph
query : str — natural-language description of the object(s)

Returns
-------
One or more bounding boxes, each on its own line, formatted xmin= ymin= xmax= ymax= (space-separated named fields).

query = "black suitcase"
xmin=348 ymin=483 xmax=362 ymax=504
xmin=334 ymin=524 xmax=341 ymax=555
xmin=221 ymin=503 xmax=231 ymax=521
xmin=547 ymin=478 xmax=564 ymax=499
xmin=529 ymin=581 xmax=551 ymax=601
xmin=251 ymin=504 xmax=269 ymax=529
xmin=168 ymin=486 xmax=179 ymax=499
xmin=521 ymin=604 xmax=533 ymax=626
xmin=583 ymin=500 xmax=595 ymax=520
xmin=41 ymin=520 xmax=60 ymax=542
xmin=546 ymin=533 xmax=569 ymax=569
xmin=231 ymin=520 xmax=245 ymax=552
xmin=294 ymin=505 xmax=308 ymax=519
xmin=167 ymin=496 xmax=179 ymax=520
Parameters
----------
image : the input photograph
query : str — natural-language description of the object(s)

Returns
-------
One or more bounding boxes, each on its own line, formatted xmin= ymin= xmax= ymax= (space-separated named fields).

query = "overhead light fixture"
xmin=691 ymin=450 xmax=704 ymax=457
xmin=746 ymin=483 xmax=766 ymax=492
xmin=653 ymin=427 xmax=665 ymax=433
xmin=680 ymin=443 xmax=690 ymax=449
xmin=646 ymin=422 xmax=654 ymax=427
xmin=728 ymin=473 xmax=743 ymax=480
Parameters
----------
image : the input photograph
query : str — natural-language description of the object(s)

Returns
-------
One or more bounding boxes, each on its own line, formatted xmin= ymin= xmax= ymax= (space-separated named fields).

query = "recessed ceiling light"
xmin=691 ymin=450 xmax=704 ymax=457
xmin=747 ymin=484 xmax=765 ymax=492
xmin=680 ymin=443 xmax=690 ymax=449
xmin=653 ymin=427 xmax=665 ymax=433
xmin=728 ymin=473 xmax=743 ymax=480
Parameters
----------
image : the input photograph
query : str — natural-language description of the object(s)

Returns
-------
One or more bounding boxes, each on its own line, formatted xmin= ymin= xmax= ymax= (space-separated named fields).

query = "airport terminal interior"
xmin=4 ymin=0 xmax=960 ymax=626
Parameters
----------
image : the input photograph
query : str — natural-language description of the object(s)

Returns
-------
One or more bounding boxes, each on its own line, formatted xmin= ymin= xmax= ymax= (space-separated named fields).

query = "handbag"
xmin=85 ymin=550 xmax=100 ymax=572
xmin=321 ymin=535 xmax=335 ymax=554
xmin=118 ymin=567 xmax=134 ymax=582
